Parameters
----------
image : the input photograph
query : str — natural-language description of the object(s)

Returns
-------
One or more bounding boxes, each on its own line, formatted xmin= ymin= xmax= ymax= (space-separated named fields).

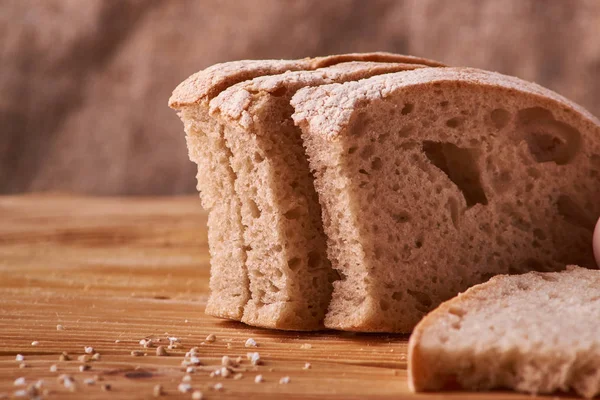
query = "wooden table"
xmin=0 ymin=195 xmax=573 ymax=399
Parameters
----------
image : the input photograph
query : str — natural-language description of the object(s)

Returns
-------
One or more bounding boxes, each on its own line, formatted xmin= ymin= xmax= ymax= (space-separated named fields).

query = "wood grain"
xmin=0 ymin=195 xmax=577 ymax=399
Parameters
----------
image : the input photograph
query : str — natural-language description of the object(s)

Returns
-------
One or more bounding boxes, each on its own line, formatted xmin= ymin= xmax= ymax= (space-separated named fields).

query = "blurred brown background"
xmin=1 ymin=0 xmax=599 ymax=196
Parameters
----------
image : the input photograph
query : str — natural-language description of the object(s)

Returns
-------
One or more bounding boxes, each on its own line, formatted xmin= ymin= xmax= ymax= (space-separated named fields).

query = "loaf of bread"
xmin=168 ymin=53 xmax=444 ymax=323
xmin=408 ymin=265 xmax=600 ymax=398
xmin=292 ymin=67 xmax=600 ymax=332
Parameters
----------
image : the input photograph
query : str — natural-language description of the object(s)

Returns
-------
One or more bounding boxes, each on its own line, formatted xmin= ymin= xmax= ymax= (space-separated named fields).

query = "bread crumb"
xmin=178 ymin=383 xmax=192 ymax=393
xmin=233 ymin=373 xmax=243 ymax=380
xmin=153 ymin=384 xmax=163 ymax=397
xmin=247 ymin=352 xmax=261 ymax=365
xmin=205 ymin=334 xmax=216 ymax=342
xmin=185 ymin=319 xmax=189 ymax=323
xmin=213 ymin=383 xmax=223 ymax=391
xmin=115 ymin=339 xmax=121 ymax=344
xmin=221 ymin=355 xmax=231 ymax=366
xmin=59 ymin=351 xmax=70 ymax=361
xmin=254 ymin=374 xmax=264 ymax=383
xmin=79 ymin=365 xmax=90 ymax=372
xmin=226 ymin=343 xmax=232 ymax=349
xmin=14 ymin=377 xmax=25 ymax=386
xmin=84 ymin=346 xmax=94 ymax=354
xmin=192 ymin=390 xmax=203 ymax=400
xmin=182 ymin=375 xmax=192 ymax=383
xmin=220 ymin=367 xmax=231 ymax=378
xmin=91 ymin=353 xmax=101 ymax=361
xmin=19 ymin=363 xmax=27 ymax=369
xmin=31 ymin=341 xmax=39 ymax=346
xmin=78 ymin=355 xmax=90 ymax=363
xmin=83 ymin=378 xmax=95 ymax=385
xmin=245 ymin=338 xmax=258 ymax=347
xmin=93 ymin=375 xmax=103 ymax=381
xmin=156 ymin=346 xmax=168 ymax=356
xmin=235 ymin=356 xmax=243 ymax=364
xmin=56 ymin=324 xmax=64 ymax=331
xmin=131 ymin=350 xmax=144 ymax=357
xmin=300 ymin=343 xmax=312 ymax=349
xmin=12 ymin=390 xmax=26 ymax=397
xmin=303 ymin=362 xmax=311 ymax=370
xmin=101 ymin=383 xmax=111 ymax=391
xmin=279 ymin=376 xmax=290 ymax=384
xmin=50 ymin=365 xmax=58 ymax=372
xmin=15 ymin=354 xmax=24 ymax=362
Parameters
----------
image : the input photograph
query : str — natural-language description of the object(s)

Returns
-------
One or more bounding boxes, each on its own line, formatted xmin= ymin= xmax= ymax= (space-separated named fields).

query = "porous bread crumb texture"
xmin=171 ymin=54 xmax=445 ymax=325
xmin=293 ymin=68 xmax=600 ymax=332
xmin=180 ymin=107 xmax=250 ymax=320
xmin=213 ymin=62 xmax=429 ymax=329
xmin=408 ymin=266 xmax=600 ymax=398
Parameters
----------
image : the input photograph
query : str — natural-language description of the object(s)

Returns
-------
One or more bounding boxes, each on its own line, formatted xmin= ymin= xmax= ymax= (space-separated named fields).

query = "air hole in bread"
xmin=274 ymin=269 xmax=283 ymax=279
xmin=307 ymin=251 xmax=321 ymax=269
xmin=269 ymin=282 xmax=280 ymax=293
xmin=284 ymin=206 xmax=304 ymax=220
xmin=392 ymin=211 xmax=410 ymax=224
xmin=439 ymin=101 xmax=449 ymax=108
xmin=371 ymin=157 xmax=383 ymax=170
xmin=287 ymin=257 xmax=301 ymax=271
xmin=274 ymin=244 xmax=282 ymax=252
xmin=448 ymin=306 xmax=466 ymax=317
xmin=422 ymin=141 xmax=488 ymax=208
xmin=248 ymin=199 xmax=261 ymax=218
xmin=401 ymin=103 xmax=414 ymax=115
xmin=446 ymin=197 xmax=460 ymax=229
xmin=517 ymin=107 xmax=581 ymax=165
xmin=348 ymin=146 xmax=358 ymax=154
xmin=407 ymin=289 xmax=433 ymax=311
xmin=446 ymin=117 xmax=463 ymax=129
xmin=391 ymin=291 xmax=403 ymax=301
xmin=358 ymin=168 xmax=369 ymax=175
xmin=557 ymin=195 xmax=595 ymax=231
xmin=253 ymin=151 xmax=264 ymax=163
xmin=270 ymin=86 xmax=287 ymax=97
xmin=501 ymin=204 xmax=531 ymax=232
xmin=489 ymin=108 xmax=511 ymax=129
xmin=252 ymin=270 xmax=264 ymax=278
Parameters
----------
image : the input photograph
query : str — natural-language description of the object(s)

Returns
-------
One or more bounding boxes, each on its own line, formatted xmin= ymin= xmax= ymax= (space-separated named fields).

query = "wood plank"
xmin=0 ymin=195 xmax=575 ymax=399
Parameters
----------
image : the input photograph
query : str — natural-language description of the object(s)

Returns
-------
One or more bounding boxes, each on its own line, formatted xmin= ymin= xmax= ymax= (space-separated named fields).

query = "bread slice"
xmin=292 ymin=67 xmax=600 ymax=332
xmin=168 ymin=53 xmax=445 ymax=321
xmin=594 ymin=218 xmax=600 ymax=267
xmin=408 ymin=265 xmax=600 ymax=398
xmin=209 ymin=61 xmax=434 ymax=330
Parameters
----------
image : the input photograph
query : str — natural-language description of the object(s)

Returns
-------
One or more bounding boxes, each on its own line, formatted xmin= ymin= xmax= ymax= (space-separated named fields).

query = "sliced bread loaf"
xmin=408 ymin=265 xmax=600 ymax=398
xmin=292 ymin=67 xmax=600 ymax=332
xmin=209 ymin=61 xmax=431 ymax=330
xmin=168 ymin=53 xmax=444 ymax=321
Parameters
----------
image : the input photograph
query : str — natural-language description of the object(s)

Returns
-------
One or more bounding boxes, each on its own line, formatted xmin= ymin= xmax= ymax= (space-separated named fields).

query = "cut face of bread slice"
xmin=168 ymin=53 xmax=445 ymax=322
xmin=292 ymin=67 xmax=600 ymax=332
xmin=408 ymin=265 xmax=600 ymax=398
xmin=210 ymin=62 xmax=431 ymax=330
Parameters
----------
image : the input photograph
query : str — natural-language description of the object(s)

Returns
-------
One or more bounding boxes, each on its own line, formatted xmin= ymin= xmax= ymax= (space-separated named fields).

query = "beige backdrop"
xmin=2 ymin=0 xmax=599 ymax=195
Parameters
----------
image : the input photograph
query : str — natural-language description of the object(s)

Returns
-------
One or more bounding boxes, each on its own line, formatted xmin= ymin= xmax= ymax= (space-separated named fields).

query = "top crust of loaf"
xmin=209 ymin=62 xmax=427 ymax=129
xmin=291 ymin=67 xmax=600 ymax=138
xmin=168 ymin=53 xmax=446 ymax=108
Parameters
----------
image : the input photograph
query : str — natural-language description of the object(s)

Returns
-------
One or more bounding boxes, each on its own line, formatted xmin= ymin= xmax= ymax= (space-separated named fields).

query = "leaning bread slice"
xmin=292 ymin=67 xmax=600 ymax=332
xmin=408 ymin=265 xmax=600 ymax=398
xmin=209 ymin=61 xmax=431 ymax=330
xmin=168 ymin=53 xmax=445 ymax=321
